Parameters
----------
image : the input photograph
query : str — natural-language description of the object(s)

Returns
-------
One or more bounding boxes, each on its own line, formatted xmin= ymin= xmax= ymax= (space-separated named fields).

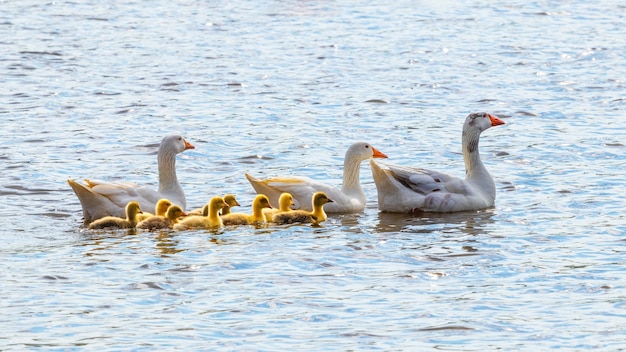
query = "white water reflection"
xmin=2 ymin=0 xmax=626 ymax=350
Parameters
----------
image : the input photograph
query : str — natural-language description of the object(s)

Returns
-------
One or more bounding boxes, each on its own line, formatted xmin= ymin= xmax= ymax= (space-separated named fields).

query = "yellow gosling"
xmin=174 ymin=196 xmax=228 ymax=230
xmin=221 ymin=194 xmax=272 ymax=226
xmin=263 ymin=192 xmax=295 ymax=222
xmin=137 ymin=205 xmax=186 ymax=230
xmin=272 ymin=192 xmax=333 ymax=225
xmin=137 ymin=198 xmax=172 ymax=222
xmin=88 ymin=201 xmax=143 ymax=230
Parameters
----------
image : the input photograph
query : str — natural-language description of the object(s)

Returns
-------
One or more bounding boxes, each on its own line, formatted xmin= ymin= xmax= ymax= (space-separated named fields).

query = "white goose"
xmin=68 ymin=135 xmax=195 ymax=223
xmin=245 ymin=142 xmax=387 ymax=213
xmin=370 ymin=112 xmax=505 ymax=213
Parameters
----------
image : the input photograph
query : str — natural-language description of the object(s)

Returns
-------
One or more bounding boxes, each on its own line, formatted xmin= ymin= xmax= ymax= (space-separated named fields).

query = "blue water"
xmin=2 ymin=0 xmax=626 ymax=350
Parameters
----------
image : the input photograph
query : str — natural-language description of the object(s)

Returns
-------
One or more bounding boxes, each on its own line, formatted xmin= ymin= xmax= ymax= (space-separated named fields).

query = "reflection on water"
xmin=154 ymin=231 xmax=184 ymax=257
xmin=79 ymin=229 xmax=139 ymax=257
xmin=3 ymin=0 xmax=626 ymax=350
xmin=374 ymin=209 xmax=496 ymax=236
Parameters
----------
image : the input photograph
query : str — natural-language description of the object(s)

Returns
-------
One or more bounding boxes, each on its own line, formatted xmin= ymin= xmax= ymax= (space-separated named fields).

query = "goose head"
xmin=312 ymin=192 xmax=334 ymax=207
xmin=464 ymin=112 xmax=505 ymax=134
xmin=160 ymin=135 xmax=195 ymax=155
xmin=345 ymin=142 xmax=388 ymax=162
xmin=460 ymin=112 xmax=506 ymax=178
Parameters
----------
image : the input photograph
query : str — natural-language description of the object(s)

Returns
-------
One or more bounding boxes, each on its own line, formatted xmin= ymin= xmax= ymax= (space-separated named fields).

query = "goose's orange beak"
xmin=488 ymin=114 xmax=505 ymax=126
xmin=372 ymin=147 xmax=388 ymax=159
xmin=183 ymin=139 xmax=195 ymax=150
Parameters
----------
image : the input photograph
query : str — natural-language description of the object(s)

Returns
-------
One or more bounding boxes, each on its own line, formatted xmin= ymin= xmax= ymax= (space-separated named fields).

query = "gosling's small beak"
xmin=327 ymin=198 xmax=335 ymax=203
xmin=180 ymin=211 xmax=188 ymax=217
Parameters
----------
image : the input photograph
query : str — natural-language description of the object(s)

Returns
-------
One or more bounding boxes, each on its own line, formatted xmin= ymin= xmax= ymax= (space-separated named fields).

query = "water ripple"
xmin=2 ymin=0 xmax=626 ymax=350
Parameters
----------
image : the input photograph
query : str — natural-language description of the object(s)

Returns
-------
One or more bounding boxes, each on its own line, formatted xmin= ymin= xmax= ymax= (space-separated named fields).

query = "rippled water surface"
xmin=2 ymin=0 xmax=626 ymax=350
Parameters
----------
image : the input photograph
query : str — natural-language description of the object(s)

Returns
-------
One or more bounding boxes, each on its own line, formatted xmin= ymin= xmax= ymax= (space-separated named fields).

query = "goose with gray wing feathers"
xmin=370 ymin=112 xmax=505 ymax=213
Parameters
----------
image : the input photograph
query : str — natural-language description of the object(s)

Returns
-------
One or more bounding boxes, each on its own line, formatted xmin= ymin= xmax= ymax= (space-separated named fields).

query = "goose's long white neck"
xmin=462 ymin=129 xmax=495 ymax=198
xmin=158 ymin=149 xmax=185 ymax=207
xmin=341 ymin=155 xmax=365 ymax=197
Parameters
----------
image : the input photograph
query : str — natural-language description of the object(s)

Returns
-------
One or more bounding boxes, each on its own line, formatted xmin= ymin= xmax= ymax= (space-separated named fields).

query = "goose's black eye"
xmin=365 ymin=145 xmax=370 ymax=149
